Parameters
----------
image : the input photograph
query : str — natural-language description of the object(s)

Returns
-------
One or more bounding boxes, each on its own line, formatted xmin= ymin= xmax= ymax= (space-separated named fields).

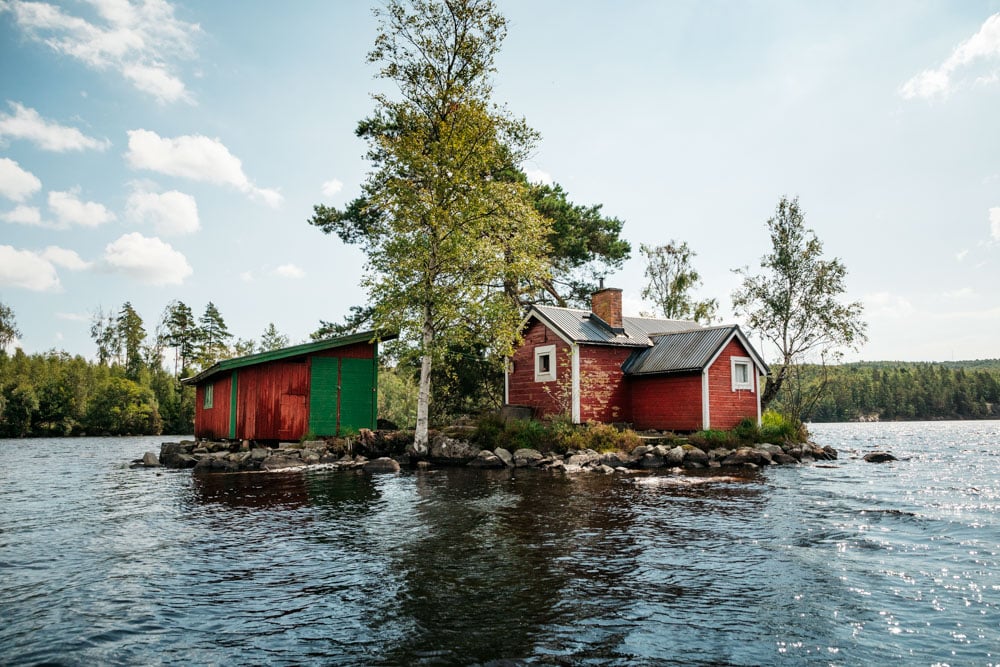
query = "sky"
xmin=1 ymin=0 xmax=999 ymax=364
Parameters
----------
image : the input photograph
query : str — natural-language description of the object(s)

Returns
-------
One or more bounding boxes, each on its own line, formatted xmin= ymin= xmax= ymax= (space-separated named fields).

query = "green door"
xmin=339 ymin=357 xmax=374 ymax=432
xmin=309 ymin=357 xmax=339 ymax=435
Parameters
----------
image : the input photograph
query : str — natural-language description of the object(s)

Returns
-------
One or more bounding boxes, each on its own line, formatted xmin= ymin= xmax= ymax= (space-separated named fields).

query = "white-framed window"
xmin=534 ymin=344 xmax=556 ymax=382
xmin=731 ymin=357 xmax=754 ymax=391
xmin=204 ymin=383 xmax=214 ymax=409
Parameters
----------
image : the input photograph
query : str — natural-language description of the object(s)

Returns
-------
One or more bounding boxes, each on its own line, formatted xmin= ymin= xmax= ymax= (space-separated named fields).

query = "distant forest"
xmin=770 ymin=360 xmax=1000 ymax=423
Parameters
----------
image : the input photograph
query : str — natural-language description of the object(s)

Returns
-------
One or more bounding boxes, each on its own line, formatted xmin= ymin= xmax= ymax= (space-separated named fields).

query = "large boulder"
xmin=493 ymin=448 xmax=514 ymax=468
xmin=468 ymin=449 xmax=506 ymax=469
xmin=428 ymin=435 xmax=479 ymax=464
xmin=159 ymin=442 xmax=189 ymax=468
xmin=260 ymin=454 xmax=305 ymax=471
xmin=513 ymin=448 xmax=545 ymax=468
xmin=863 ymin=451 xmax=897 ymax=463
xmin=142 ymin=451 xmax=160 ymax=467
xmin=363 ymin=457 xmax=401 ymax=474
xmin=681 ymin=445 xmax=709 ymax=468
xmin=566 ymin=449 xmax=601 ymax=467
xmin=665 ymin=446 xmax=687 ymax=466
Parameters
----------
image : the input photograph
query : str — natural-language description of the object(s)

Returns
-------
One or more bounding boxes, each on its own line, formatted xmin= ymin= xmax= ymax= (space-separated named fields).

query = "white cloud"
xmin=126 ymin=187 xmax=199 ymax=235
xmin=943 ymin=287 xmax=977 ymax=299
xmin=42 ymin=245 xmax=90 ymax=270
xmin=990 ymin=206 xmax=1000 ymax=241
xmin=0 ymin=157 xmax=42 ymax=201
xmin=524 ymin=168 xmax=554 ymax=186
xmin=102 ymin=232 xmax=192 ymax=285
xmin=2 ymin=204 xmax=43 ymax=226
xmin=900 ymin=13 xmax=1000 ymax=99
xmin=955 ymin=249 xmax=969 ymax=262
xmin=0 ymin=244 xmax=61 ymax=291
xmin=321 ymin=178 xmax=343 ymax=197
xmin=272 ymin=263 xmax=305 ymax=279
xmin=48 ymin=189 xmax=115 ymax=227
xmin=0 ymin=0 xmax=199 ymax=104
xmin=0 ymin=102 xmax=110 ymax=151
xmin=239 ymin=270 xmax=254 ymax=282
xmin=864 ymin=291 xmax=915 ymax=319
xmin=125 ymin=129 xmax=282 ymax=207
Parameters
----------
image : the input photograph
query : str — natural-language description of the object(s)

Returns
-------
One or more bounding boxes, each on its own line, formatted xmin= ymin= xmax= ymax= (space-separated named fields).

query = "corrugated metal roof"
xmin=531 ymin=305 xmax=700 ymax=347
xmin=622 ymin=326 xmax=738 ymax=375
xmin=182 ymin=329 xmax=395 ymax=385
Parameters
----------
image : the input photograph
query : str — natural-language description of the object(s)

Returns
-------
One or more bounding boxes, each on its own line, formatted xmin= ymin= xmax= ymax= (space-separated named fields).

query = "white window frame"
xmin=731 ymin=357 xmax=754 ymax=392
xmin=204 ymin=383 xmax=214 ymax=409
xmin=534 ymin=344 xmax=556 ymax=383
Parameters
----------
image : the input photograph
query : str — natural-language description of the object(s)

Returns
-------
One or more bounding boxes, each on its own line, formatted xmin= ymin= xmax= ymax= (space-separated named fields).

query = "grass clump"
xmin=473 ymin=414 xmax=641 ymax=454
xmin=759 ymin=410 xmax=806 ymax=444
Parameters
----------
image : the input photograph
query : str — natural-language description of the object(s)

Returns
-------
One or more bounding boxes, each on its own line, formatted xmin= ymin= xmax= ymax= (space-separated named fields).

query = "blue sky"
xmin=1 ymin=0 xmax=998 ymax=363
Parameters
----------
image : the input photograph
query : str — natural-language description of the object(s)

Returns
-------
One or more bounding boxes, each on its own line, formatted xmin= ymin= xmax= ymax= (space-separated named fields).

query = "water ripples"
xmin=1 ymin=423 xmax=999 ymax=665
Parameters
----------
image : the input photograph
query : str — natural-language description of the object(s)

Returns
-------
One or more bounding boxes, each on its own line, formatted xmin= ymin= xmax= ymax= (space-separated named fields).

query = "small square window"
xmin=731 ymin=357 xmax=754 ymax=392
xmin=204 ymin=383 xmax=214 ymax=409
xmin=534 ymin=344 xmax=556 ymax=382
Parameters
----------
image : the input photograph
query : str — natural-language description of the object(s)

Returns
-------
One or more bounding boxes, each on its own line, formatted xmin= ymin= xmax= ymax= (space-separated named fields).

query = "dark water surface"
xmin=2 ymin=421 xmax=999 ymax=665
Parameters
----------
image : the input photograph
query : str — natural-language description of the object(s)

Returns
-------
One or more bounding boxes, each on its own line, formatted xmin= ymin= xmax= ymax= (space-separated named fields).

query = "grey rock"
xmin=682 ymin=446 xmax=709 ymax=467
xmin=665 ymin=446 xmax=686 ymax=465
xmin=250 ymin=447 xmax=270 ymax=460
xmin=429 ymin=435 xmax=479 ymax=463
xmin=494 ymin=447 xmax=514 ymax=467
xmin=363 ymin=457 xmax=401 ymax=473
xmin=863 ymin=451 xmax=897 ymax=463
xmin=260 ymin=455 xmax=306 ymax=471
xmin=142 ymin=451 xmax=160 ymax=467
xmin=599 ymin=451 xmax=629 ymax=468
xmin=640 ymin=453 xmax=665 ymax=469
xmin=513 ymin=448 xmax=544 ymax=467
xmin=566 ymin=449 xmax=600 ymax=467
xmin=468 ymin=450 xmax=505 ymax=469
xmin=756 ymin=443 xmax=784 ymax=455
xmin=595 ymin=464 xmax=616 ymax=475
xmin=302 ymin=440 xmax=327 ymax=450
xmin=158 ymin=442 xmax=184 ymax=467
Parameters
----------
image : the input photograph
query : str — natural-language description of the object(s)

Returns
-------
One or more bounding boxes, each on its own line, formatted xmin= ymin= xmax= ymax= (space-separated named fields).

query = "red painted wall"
xmin=235 ymin=360 xmax=309 ymax=441
xmin=579 ymin=346 xmax=633 ymax=423
xmin=707 ymin=338 xmax=759 ymax=429
xmin=194 ymin=374 xmax=232 ymax=440
xmin=630 ymin=373 xmax=703 ymax=431
xmin=507 ymin=319 xmax=571 ymax=418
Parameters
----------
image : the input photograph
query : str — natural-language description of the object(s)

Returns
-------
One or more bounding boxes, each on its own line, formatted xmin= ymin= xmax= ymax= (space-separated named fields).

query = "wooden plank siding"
xmin=629 ymin=373 xmax=703 ymax=431
xmin=195 ymin=374 xmax=232 ymax=440
xmin=236 ymin=360 xmax=310 ymax=441
xmin=706 ymin=338 xmax=760 ymax=430
xmin=578 ymin=346 xmax=633 ymax=423
xmin=506 ymin=319 xmax=572 ymax=418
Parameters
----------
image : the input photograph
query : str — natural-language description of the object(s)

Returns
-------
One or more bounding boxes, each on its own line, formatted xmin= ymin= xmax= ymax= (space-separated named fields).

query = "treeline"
xmin=771 ymin=361 xmax=1000 ymax=422
xmin=0 ymin=300 xmax=291 ymax=438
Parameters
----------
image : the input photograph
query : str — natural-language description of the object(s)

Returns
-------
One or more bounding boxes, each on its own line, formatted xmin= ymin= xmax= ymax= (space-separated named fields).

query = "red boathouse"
xmin=505 ymin=288 xmax=768 ymax=431
xmin=183 ymin=331 xmax=393 ymax=441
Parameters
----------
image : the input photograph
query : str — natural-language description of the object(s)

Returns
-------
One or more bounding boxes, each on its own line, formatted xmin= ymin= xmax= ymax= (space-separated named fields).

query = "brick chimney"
xmin=591 ymin=287 xmax=623 ymax=330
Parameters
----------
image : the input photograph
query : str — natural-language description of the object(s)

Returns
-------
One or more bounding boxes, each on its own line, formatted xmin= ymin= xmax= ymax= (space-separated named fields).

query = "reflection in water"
xmin=3 ymin=425 xmax=1000 ymax=665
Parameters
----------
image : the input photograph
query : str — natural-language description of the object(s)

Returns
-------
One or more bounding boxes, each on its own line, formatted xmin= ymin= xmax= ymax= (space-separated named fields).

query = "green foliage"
xmin=313 ymin=0 xmax=551 ymax=450
xmin=84 ymin=377 xmax=162 ymax=436
xmin=689 ymin=429 xmax=737 ymax=448
xmin=378 ymin=365 xmax=419 ymax=428
xmin=0 ymin=301 xmax=21 ymax=350
xmin=770 ymin=362 xmax=1000 ymax=422
xmin=640 ymin=241 xmax=717 ymax=323
xmin=473 ymin=415 xmax=641 ymax=454
xmin=759 ymin=410 xmax=803 ymax=443
xmin=260 ymin=322 xmax=290 ymax=351
xmin=732 ymin=196 xmax=867 ymax=414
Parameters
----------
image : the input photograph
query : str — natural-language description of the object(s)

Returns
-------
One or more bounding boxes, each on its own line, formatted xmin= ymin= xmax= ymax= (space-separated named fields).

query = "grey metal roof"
xmin=622 ymin=325 xmax=739 ymax=375
xmin=531 ymin=305 xmax=700 ymax=347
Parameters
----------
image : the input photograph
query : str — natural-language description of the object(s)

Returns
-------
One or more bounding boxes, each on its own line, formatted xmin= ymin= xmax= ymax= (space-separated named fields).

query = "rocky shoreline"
xmin=135 ymin=429 xmax=840 ymax=475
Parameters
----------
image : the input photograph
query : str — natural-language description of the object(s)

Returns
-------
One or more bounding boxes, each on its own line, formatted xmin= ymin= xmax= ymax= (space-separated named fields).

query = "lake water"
xmin=1 ymin=421 xmax=998 ymax=666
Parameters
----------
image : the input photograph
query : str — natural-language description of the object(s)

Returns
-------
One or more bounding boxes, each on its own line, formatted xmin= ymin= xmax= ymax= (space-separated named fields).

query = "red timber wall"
xmin=507 ymin=319 xmax=571 ymax=418
xmin=194 ymin=374 xmax=232 ymax=440
xmin=629 ymin=373 xmax=703 ymax=431
xmin=236 ymin=360 xmax=310 ymax=441
xmin=578 ymin=346 xmax=633 ymax=423
xmin=706 ymin=338 xmax=759 ymax=430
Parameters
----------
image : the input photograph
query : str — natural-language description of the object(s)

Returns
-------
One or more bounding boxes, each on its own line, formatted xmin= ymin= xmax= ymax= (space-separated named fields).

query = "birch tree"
xmin=732 ymin=196 xmax=867 ymax=414
xmin=321 ymin=0 xmax=549 ymax=451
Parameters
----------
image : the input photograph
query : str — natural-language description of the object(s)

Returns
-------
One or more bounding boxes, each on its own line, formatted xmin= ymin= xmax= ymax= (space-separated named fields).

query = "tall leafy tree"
xmin=116 ymin=302 xmax=146 ymax=380
xmin=89 ymin=307 xmax=120 ymax=366
xmin=312 ymin=0 xmax=549 ymax=451
xmin=197 ymin=302 xmax=232 ymax=368
xmin=640 ymin=241 xmax=718 ymax=323
xmin=732 ymin=196 xmax=867 ymax=414
xmin=0 ymin=301 xmax=21 ymax=351
xmin=161 ymin=300 xmax=200 ymax=376
xmin=260 ymin=322 xmax=289 ymax=351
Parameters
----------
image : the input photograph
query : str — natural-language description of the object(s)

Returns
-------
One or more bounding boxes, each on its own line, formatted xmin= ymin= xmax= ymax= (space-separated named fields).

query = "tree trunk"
xmin=414 ymin=303 xmax=434 ymax=454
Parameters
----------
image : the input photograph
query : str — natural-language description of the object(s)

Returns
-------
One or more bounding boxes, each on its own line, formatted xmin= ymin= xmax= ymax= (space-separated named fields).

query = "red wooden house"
xmin=505 ymin=288 xmax=768 ymax=431
xmin=183 ymin=331 xmax=392 ymax=442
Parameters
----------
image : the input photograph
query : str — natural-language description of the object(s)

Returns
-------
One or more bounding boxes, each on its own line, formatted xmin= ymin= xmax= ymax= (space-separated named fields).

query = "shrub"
xmin=733 ymin=417 xmax=761 ymax=443
xmin=689 ymin=428 xmax=736 ymax=448
xmin=759 ymin=410 xmax=806 ymax=444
